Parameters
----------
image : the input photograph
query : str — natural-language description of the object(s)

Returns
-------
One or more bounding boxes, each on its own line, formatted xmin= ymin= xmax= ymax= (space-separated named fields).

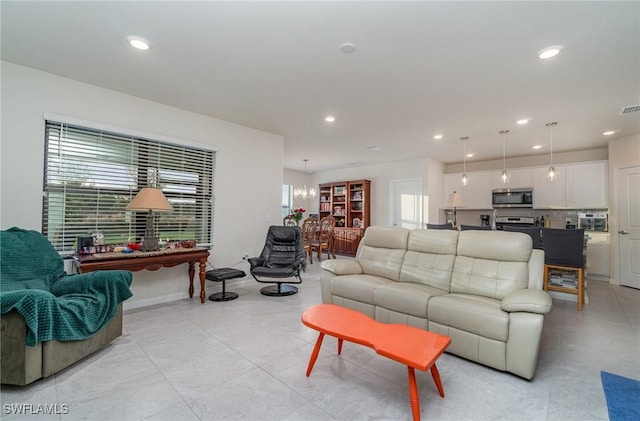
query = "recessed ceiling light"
xmin=339 ymin=43 xmax=356 ymax=54
xmin=538 ymin=46 xmax=561 ymax=59
xmin=127 ymin=36 xmax=150 ymax=51
xmin=466 ymin=153 xmax=474 ymax=158
xmin=325 ymin=115 xmax=336 ymax=123
xmin=367 ymin=146 xmax=382 ymax=152
xmin=433 ymin=134 xmax=443 ymax=140
xmin=533 ymin=145 xmax=542 ymax=150
xmin=516 ymin=119 xmax=530 ymax=125
xmin=602 ymin=130 xmax=615 ymax=136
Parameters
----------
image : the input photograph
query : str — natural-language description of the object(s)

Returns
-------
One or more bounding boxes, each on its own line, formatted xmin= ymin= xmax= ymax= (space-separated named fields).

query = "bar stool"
xmin=542 ymin=228 xmax=585 ymax=310
xmin=205 ymin=268 xmax=246 ymax=301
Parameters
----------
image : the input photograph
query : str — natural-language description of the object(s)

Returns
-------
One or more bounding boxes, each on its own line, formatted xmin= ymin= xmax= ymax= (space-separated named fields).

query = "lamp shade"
xmin=125 ymin=188 xmax=173 ymax=212
xmin=447 ymin=191 xmax=465 ymax=208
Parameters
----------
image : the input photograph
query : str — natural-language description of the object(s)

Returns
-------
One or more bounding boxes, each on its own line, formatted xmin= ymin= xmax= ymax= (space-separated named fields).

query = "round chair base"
xmin=260 ymin=284 xmax=298 ymax=296
xmin=208 ymin=292 xmax=239 ymax=302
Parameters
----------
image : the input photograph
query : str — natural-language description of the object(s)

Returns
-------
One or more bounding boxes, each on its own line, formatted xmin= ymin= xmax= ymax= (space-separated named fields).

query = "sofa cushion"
xmin=399 ymin=228 xmax=458 ymax=290
xmin=374 ymin=282 xmax=446 ymax=319
xmin=428 ymin=294 xmax=509 ymax=342
xmin=358 ymin=227 xmax=409 ymax=282
xmin=451 ymin=257 xmax=529 ymax=300
xmin=457 ymin=230 xmax=532 ymax=262
xmin=451 ymin=231 xmax=531 ymax=300
xmin=330 ymin=274 xmax=392 ymax=305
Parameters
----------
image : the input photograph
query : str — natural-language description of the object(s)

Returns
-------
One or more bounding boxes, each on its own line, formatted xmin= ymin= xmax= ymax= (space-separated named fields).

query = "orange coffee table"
xmin=301 ymin=304 xmax=451 ymax=421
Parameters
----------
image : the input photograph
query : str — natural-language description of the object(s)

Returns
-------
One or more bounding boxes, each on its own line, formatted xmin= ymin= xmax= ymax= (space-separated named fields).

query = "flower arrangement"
xmin=291 ymin=207 xmax=306 ymax=225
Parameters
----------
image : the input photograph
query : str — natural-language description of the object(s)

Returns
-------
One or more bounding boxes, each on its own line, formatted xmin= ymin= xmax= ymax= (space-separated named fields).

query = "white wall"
xmin=1 ymin=61 xmax=284 ymax=309
xmin=308 ymin=158 xmax=444 ymax=226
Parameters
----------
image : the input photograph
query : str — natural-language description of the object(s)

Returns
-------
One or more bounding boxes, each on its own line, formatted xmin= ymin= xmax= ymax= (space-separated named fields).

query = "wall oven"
xmin=492 ymin=188 xmax=533 ymax=208
xmin=577 ymin=212 xmax=608 ymax=232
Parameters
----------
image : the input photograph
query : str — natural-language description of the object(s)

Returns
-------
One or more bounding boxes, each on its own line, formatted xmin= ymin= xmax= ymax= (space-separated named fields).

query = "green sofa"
xmin=0 ymin=228 xmax=133 ymax=385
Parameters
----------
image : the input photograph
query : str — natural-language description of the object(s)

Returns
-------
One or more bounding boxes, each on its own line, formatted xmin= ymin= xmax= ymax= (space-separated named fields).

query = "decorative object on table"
xmin=125 ymin=187 xmax=173 ymax=251
xmin=446 ymin=191 xmax=465 ymax=227
xmin=92 ymin=231 xmax=105 ymax=245
xmin=180 ymin=239 xmax=196 ymax=248
xmin=290 ymin=207 xmax=306 ymax=225
xmin=293 ymin=159 xmax=317 ymax=200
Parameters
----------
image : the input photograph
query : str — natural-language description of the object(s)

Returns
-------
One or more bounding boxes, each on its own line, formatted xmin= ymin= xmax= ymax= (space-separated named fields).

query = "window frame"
xmin=42 ymin=115 xmax=216 ymax=253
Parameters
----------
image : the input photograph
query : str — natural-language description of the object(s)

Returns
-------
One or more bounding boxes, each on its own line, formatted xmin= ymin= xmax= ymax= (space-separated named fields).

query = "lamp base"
xmin=142 ymin=212 xmax=159 ymax=251
xmin=141 ymin=236 xmax=159 ymax=252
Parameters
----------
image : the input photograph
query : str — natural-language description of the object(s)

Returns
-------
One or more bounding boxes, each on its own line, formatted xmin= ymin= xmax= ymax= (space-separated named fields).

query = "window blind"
xmin=43 ymin=121 xmax=215 ymax=252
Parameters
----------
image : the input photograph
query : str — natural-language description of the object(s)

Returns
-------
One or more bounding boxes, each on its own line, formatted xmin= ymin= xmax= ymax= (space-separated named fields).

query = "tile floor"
xmin=1 ymin=259 xmax=639 ymax=421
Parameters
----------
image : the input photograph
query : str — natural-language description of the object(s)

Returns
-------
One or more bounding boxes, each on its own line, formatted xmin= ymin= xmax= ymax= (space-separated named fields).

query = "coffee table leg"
xmin=306 ymin=332 xmax=325 ymax=377
xmin=430 ymin=364 xmax=445 ymax=397
xmin=338 ymin=338 xmax=343 ymax=355
xmin=407 ymin=366 xmax=421 ymax=421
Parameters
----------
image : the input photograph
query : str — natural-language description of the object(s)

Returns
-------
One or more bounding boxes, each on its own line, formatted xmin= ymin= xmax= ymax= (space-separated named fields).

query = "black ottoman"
xmin=205 ymin=268 xmax=246 ymax=302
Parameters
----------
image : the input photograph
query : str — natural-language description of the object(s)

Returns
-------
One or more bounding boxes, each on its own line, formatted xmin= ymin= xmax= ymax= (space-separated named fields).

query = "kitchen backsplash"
xmin=438 ymin=208 xmax=608 ymax=229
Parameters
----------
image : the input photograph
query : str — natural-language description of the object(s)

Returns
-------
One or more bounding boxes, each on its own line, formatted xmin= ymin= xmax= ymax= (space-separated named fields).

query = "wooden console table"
xmin=73 ymin=248 xmax=211 ymax=303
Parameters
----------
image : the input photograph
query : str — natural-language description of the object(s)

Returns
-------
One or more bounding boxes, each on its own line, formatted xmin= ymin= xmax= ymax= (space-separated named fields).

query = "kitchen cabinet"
xmin=492 ymin=168 xmax=533 ymax=189
xmin=444 ymin=172 xmax=492 ymax=209
xmin=533 ymin=165 xmax=567 ymax=208
xmin=586 ymin=240 xmax=610 ymax=277
xmin=566 ymin=162 xmax=608 ymax=209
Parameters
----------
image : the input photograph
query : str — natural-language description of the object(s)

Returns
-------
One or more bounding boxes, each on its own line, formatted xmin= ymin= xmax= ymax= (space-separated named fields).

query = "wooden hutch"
xmin=318 ymin=179 xmax=371 ymax=256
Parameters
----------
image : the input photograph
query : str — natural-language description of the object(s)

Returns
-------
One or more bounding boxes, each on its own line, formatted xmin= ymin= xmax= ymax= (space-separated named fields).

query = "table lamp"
xmin=125 ymin=187 xmax=173 ymax=251
xmin=446 ymin=191 xmax=465 ymax=227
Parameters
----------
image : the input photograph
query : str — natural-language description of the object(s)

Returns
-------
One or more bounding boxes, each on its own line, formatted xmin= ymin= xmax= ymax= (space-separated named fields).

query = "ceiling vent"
xmin=620 ymin=105 xmax=640 ymax=115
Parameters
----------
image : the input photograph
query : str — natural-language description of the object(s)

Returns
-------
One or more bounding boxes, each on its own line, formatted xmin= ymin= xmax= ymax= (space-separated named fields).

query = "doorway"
xmin=617 ymin=165 xmax=640 ymax=288
xmin=390 ymin=178 xmax=424 ymax=229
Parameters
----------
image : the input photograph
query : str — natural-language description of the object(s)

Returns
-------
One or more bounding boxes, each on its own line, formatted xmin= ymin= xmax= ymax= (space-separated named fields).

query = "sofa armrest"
xmin=501 ymin=289 xmax=552 ymax=315
xmin=320 ymin=259 xmax=363 ymax=276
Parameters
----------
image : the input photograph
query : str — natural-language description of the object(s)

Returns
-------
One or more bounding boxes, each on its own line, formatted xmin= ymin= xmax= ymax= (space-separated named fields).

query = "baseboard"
xmin=123 ymin=292 xmax=190 ymax=310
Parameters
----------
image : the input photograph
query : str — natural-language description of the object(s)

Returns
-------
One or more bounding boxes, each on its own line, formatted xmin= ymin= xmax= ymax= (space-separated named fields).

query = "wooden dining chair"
xmin=301 ymin=217 xmax=318 ymax=264
xmin=313 ymin=216 xmax=336 ymax=262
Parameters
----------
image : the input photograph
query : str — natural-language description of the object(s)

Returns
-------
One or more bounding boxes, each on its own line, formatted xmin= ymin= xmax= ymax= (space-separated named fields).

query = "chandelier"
xmin=294 ymin=159 xmax=317 ymax=200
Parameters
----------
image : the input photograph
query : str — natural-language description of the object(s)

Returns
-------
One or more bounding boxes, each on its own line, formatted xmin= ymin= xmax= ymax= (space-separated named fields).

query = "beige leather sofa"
xmin=320 ymin=226 xmax=552 ymax=380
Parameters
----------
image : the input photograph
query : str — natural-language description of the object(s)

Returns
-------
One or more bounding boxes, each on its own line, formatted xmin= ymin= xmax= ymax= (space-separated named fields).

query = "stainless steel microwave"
xmin=492 ymin=188 xmax=533 ymax=208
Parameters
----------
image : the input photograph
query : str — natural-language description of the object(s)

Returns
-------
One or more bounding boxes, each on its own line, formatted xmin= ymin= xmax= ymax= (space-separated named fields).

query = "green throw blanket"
xmin=0 ymin=228 xmax=133 ymax=346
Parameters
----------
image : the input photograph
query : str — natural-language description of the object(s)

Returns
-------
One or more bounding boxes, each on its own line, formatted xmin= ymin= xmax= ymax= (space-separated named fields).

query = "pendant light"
xmin=499 ymin=130 xmax=510 ymax=184
xmin=461 ymin=137 xmax=469 ymax=186
xmin=293 ymin=159 xmax=317 ymax=200
xmin=546 ymin=122 xmax=558 ymax=181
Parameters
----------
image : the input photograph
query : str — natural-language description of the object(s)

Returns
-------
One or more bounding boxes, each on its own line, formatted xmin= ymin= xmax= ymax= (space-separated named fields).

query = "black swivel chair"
xmin=248 ymin=225 xmax=306 ymax=296
xmin=426 ymin=223 xmax=454 ymax=230
xmin=503 ymin=226 xmax=543 ymax=249
xmin=541 ymin=228 xmax=585 ymax=310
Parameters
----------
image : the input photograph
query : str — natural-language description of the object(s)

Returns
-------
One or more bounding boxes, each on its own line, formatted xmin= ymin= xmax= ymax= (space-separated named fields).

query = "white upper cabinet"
xmin=533 ymin=165 xmax=567 ymax=208
xmin=444 ymin=172 xmax=492 ymax=209
xmin=491 ymin=168 xmax=533 ymax=189
xmin=565 ymin=161 xmax=608 ymax=208
xmin=444 ymin=161 xmax=608 ymax=210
